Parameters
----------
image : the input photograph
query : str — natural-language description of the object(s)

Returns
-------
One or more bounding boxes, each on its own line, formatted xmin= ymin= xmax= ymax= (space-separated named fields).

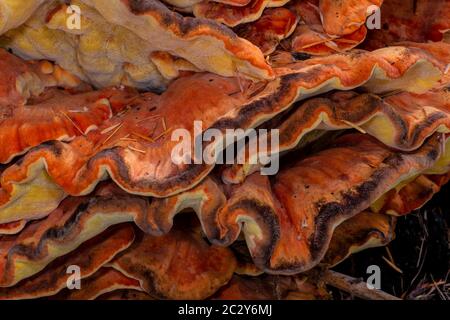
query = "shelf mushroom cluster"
xmin=0 ymin=0 xmax=448 ymax=300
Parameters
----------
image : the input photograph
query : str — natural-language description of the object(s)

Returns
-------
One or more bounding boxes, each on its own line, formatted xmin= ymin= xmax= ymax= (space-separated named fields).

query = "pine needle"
xmin=116 ymin=106 xmax=131 ymax=117
xmin=431 ymin=275 xmax=447 ymax=300
xmin=385 ymin=246 xmax=396 ymax=265
xmin=131 ymin=131 xmax=155 ymax=143
xmin=416 ymin=236 xmax=426 ymax=268
xmin=101 ymin=123 xmax=122 ymax=135
xmin=60 ymin=111 xmax=85 ymax=136
xmin=100 ymin=122 xmax=123 ymax=146
xmin=382 ymin=256 xmax=403 ymax=274
xmin=153 ymin=127 xmax=172 ymax=141
xmin=120 ymin=137 xmax=138 ymax=142
xmin=127 ymin=146 xmax=146 ymax=154
xmin=300 ymin=37 xmax=337 ymax=49
xmin=341 ymin=119 xmax=367 ymax=134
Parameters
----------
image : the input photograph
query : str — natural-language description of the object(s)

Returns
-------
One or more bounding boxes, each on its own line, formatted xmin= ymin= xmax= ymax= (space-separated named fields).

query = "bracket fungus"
xmin=0 ymin=45 xmax=445 ymax=227
xmin=0 ymin=0 xmax=449 ymax=301
xmin=1 ymin=0 xmax=272 ymax=89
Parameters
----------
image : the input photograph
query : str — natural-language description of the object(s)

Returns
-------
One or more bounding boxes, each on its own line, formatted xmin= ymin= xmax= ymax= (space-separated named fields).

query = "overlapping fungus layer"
xmin=0 ymin=0 xmax=448 ymax=300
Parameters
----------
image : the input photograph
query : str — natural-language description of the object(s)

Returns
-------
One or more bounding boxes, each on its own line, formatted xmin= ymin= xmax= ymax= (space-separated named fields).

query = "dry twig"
xmin=321 ymin=270 xmax=402 ymax=300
